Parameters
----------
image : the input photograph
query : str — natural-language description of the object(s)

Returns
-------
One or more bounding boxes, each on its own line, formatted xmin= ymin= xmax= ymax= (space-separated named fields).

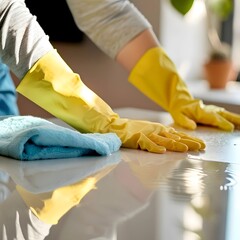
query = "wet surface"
xmin=0 ymin=111 xmax=239 ymax=240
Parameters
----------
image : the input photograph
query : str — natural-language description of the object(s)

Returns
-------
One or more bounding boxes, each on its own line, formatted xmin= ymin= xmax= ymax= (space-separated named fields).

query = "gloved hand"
xmin=128 ymin=47 xmax=240 ymax=131
xmin=17 ymin=50 xmax=205 ymax=153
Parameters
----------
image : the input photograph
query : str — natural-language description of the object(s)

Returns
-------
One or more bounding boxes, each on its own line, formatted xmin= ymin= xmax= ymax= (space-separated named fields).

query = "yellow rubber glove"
xmin=129 ymin=47 xmax=240 ymax=131
xmin=17 ymin=49 xmax=205 ymax=153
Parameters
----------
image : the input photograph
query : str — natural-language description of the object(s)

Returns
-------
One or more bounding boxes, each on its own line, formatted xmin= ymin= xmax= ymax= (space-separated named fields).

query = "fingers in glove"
xmin=193 ymin=109 xmax=234 ymax=131
xmin=219 ymin=111 xmax=240 ymax=128
xmin=210 ymin=113 xmax=234 ymax=131
xmin=178 ymin=138 xmax=201 ymax=151
xmin=175 ymin=132 xmax=206 ymax=150
xmin=137 ymin=133 xmax=167 ymax=154
xmin=162 ymin=131 xmax=181 ymax=141
xmin=173 ymin=113 xmax=197 ymax=130
xmin=149 ymin=133 xmax=188 ymax=152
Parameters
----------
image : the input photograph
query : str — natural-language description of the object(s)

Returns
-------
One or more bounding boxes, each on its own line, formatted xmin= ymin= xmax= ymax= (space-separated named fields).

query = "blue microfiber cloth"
xmin=0 ymin=115 xmax=121 ymax=160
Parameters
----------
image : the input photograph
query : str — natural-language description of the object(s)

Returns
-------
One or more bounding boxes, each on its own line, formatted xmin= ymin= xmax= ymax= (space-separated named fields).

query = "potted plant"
xmin=170 ymin=0 xmax=236 ymax=89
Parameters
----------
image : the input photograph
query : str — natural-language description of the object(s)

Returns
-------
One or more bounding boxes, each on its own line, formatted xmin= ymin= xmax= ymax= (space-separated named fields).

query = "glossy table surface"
xmin=0 ymin=108 xmax=240 ymax=240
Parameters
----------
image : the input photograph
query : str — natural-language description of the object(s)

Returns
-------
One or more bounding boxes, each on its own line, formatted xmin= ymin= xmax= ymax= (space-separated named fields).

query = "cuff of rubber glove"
xmin=128 ymin=47 xmax=180 ymax=112
xmin=16 ymin=49 xmax=119 ymax=133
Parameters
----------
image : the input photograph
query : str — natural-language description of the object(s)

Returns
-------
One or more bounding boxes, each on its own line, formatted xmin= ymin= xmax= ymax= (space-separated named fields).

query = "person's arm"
xmin=116 ymin=28 xmax=159 ymax=72
xmin=66 ymin=0 xmax=151 ymax=59
xmin=119 ymin=28 xmax=240 ymax=131
xmin=66 ymin=0 xmax=240 ymax=131
xmin=0 ymin=0 xmax=205 ymax=153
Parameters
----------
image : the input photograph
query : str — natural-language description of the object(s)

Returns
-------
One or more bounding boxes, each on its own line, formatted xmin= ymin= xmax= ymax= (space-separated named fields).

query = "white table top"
xmin=0 ymin=108 xmax=239 ymax=240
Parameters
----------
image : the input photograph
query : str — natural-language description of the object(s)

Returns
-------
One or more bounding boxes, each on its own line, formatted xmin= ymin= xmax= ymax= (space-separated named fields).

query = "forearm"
xmin=116 ymin=28 xmax=160 ymax=72
xmin=66 ymin=0 xmax=151 ymax=59
xmin=0 ymin=0 xmax=53 ymax=79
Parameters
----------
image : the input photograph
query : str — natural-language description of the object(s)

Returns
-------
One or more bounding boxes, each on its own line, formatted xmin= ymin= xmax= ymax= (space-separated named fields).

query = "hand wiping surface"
xmin=0 ymin=116 xmax=121 ymax=160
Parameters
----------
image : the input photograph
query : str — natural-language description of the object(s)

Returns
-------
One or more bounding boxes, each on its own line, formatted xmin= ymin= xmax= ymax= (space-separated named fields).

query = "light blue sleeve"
xmin=0 ymin=59 xmax=19 ymax=115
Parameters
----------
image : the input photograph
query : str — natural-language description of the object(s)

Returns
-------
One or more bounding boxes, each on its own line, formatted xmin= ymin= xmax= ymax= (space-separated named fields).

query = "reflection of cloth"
xmin=0 ymin=115 xmax=121 ymax=160
xmin=0 ymin=151 xmax=121 ymax=194
xmin=0 ymin=59 xmax=19 ymax=116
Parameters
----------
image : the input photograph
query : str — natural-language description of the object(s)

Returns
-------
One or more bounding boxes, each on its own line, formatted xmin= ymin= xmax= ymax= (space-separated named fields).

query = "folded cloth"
xmin=0 ymin=116 xmax=121 ymax=160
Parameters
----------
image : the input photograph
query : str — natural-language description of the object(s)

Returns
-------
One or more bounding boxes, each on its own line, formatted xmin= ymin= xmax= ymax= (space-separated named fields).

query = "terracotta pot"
xmin=203 ymin=60 xmax=235 ymax=89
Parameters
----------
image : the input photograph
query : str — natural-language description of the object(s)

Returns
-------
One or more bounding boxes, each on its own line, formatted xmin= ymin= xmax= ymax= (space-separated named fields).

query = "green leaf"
xmin=170 ymin=0 xmax=195 ymax=15
xmin=207 ymin=0 xmax=233 ymax=20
